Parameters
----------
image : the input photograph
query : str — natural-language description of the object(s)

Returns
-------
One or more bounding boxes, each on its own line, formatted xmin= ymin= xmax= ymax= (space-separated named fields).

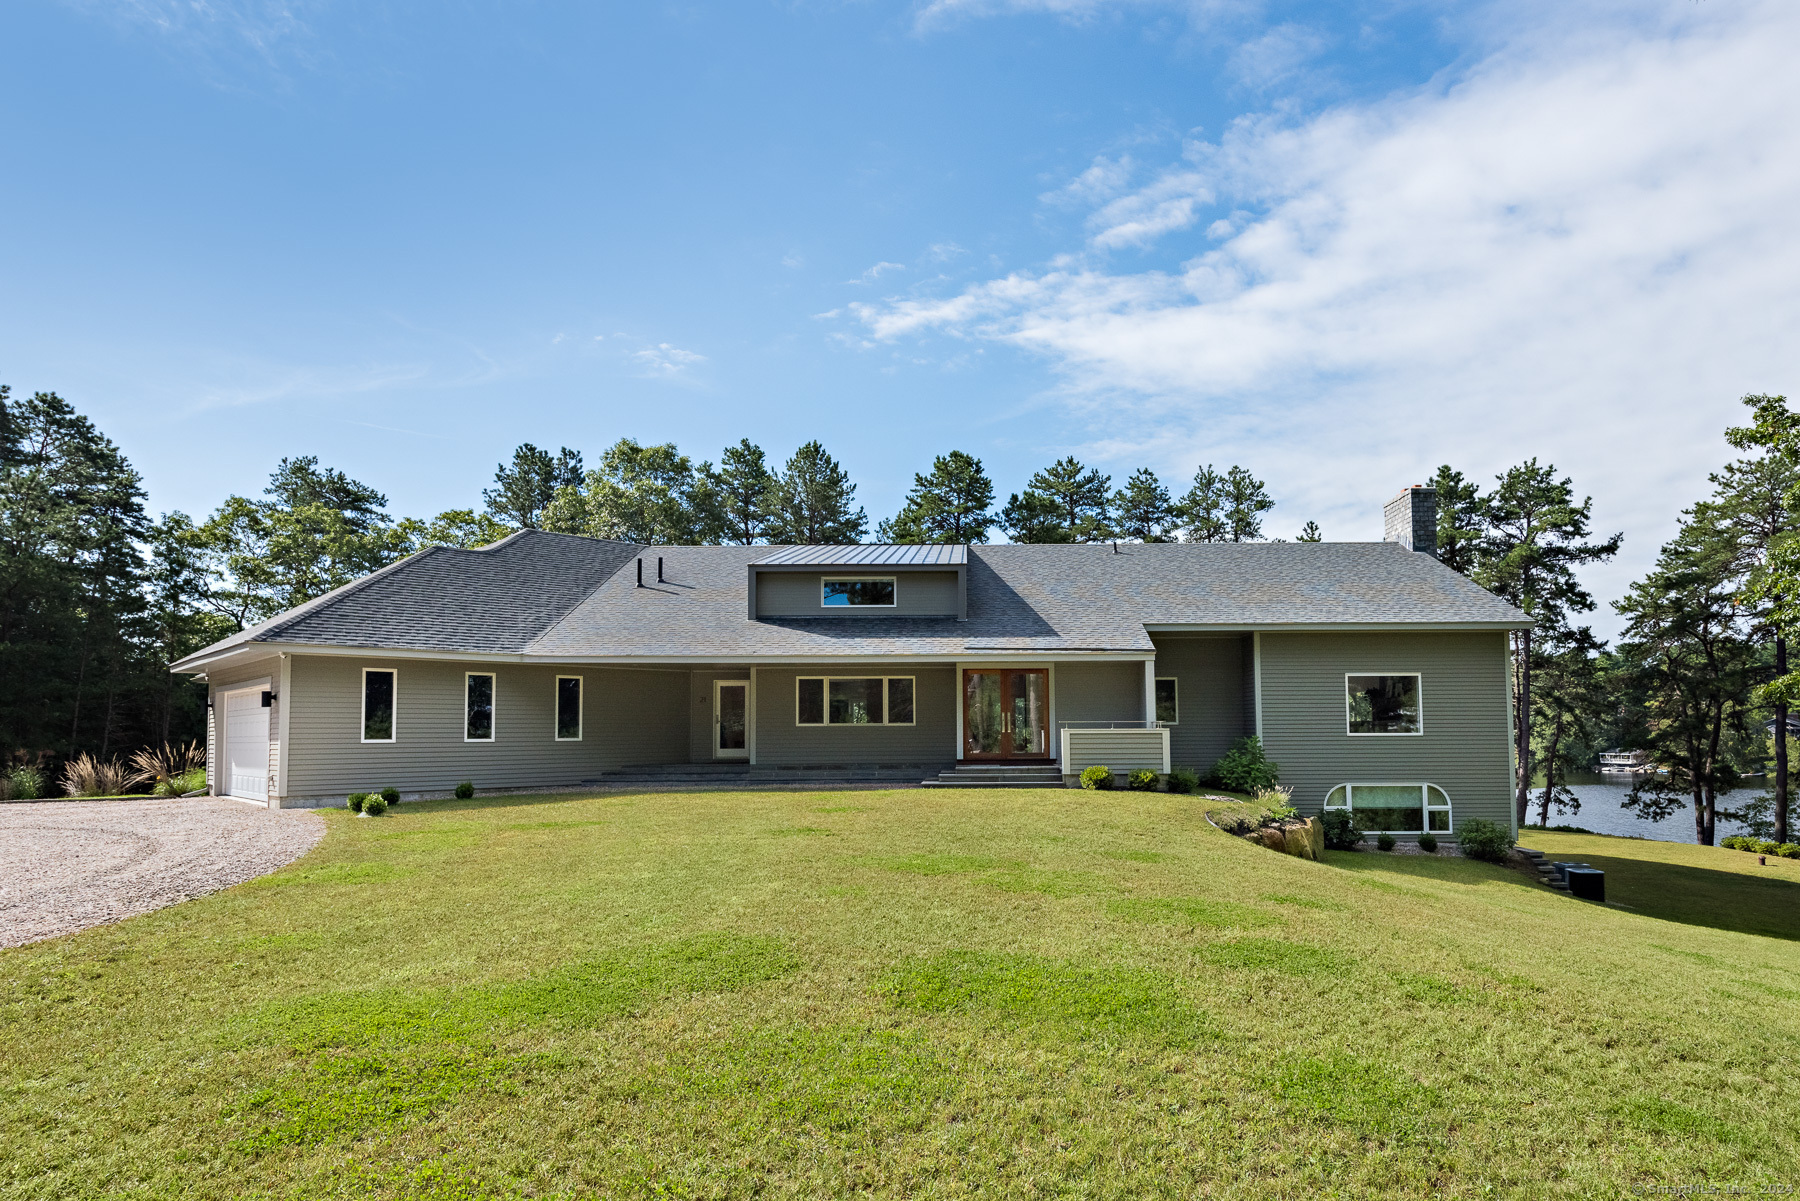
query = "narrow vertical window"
xmin=887 ymin=677 xmax=915 ymax=725
xmin=1155 ymin=678 xmax=1179 ymax=724
xmin=796 ymin=677 xmax=825 ymax=725
xmin=556 ymin=675 xmax=582 ymax=741
xmin=362 ymin=669 xmax=396 ymax=742
xmin=466 ymin=673 xmax=495 ymax=742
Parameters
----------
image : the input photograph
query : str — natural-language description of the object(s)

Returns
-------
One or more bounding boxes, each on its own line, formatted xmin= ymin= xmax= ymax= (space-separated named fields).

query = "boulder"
xmin=1282 ymin=823 xmax=1316 ymax=861
xmin=1259 ymin=827 xmax=1287 ymax=852
xmin=1307 ymin=817 xmax=1325 ymax=859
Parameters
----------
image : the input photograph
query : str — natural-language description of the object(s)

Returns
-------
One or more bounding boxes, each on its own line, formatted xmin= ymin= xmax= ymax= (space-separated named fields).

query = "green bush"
xmin=1255 ymin=786 xmax=1298 ymax=825
xmin=1210 ymin=736 xmax=1280 ymax=793
xmin=1456 ymin=817 xmax=1515 ymax=863
xmin=362 ymin=794 xmax=388 ymax=816
xmin=1720 ymin=835 xmax=1746 ymax=850
xmin=1417 ymin=832 xmax=1438 ymax=854
xmin=380 ymin=786 xmax=401 ymax=805
xmin=346 ymin=793 xmax=367 ymax=813
xmin=1126 ymin=769 xmax=1159 ymax=792
xmin=1166 ymin=768 xmax=1200 ymax=795
xmin=1778 ymin=843 xmax=1800 ymax=859
xmin=454 ymin=780 xmax=475 ymax=800
xmin=6 ymin=764 xmax=46 ymax=800
xmin=1079 ymin=766 xmax=1113 ymax=791
xmin=1376 ymin=832 xmax=1396 ymax=852
xmin=1756 ymin=839 xmax=1781 ymax=855
xmin=1320 ymin=810 xmax=1363 ymax=850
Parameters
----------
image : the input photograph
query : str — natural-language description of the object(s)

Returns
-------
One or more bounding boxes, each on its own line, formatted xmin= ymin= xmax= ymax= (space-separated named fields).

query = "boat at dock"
xmin=1597 ymin=749 xmax=1653 ymax=774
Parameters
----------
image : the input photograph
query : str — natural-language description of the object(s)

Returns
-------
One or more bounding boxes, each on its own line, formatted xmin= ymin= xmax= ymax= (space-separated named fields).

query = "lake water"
xmin=1522 ymin=771 xmax=1760 ymax=844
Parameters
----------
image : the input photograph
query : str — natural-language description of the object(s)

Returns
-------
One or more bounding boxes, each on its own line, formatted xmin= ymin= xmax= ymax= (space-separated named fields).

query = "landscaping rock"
xmin=1259 ymin=827 xmax=1287 ymax=852
xmin=1282 ymin=822 xmax=1319 ymax=861
xmin=1307 ymin=817 xmax=1324 ymax=859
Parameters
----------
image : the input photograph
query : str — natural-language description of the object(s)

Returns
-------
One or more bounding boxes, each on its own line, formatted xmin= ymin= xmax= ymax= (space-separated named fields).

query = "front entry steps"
xmin=921 ymin=763 xmax=1065 ymax=789
xmin=583 ymin=763 xmax=946 ymax=788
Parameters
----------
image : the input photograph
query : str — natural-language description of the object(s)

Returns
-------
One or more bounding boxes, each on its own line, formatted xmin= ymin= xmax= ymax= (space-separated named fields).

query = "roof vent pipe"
xmin=636 ymin=558 xmax=643 ymax=587
xmin=658 ymin=556 xmax=664 ymax=582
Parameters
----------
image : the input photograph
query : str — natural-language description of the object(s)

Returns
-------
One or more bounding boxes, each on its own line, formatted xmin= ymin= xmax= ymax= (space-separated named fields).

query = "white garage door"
xmin=223 ymin=688 xmax=270 ymax=802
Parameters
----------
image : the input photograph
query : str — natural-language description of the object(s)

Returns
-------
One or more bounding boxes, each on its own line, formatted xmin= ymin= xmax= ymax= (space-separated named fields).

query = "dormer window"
xmin=821 ymin=577 xmax=896 ymax=608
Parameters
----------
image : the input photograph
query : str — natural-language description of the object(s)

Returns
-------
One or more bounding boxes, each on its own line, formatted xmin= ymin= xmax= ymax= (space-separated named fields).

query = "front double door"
xmin=962 ymin=669 xmax=1050 ymax=760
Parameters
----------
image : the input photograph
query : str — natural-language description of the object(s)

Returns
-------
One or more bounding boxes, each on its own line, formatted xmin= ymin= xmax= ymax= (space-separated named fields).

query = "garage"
xmin=220 ymin=686 xmax=270 ymax=803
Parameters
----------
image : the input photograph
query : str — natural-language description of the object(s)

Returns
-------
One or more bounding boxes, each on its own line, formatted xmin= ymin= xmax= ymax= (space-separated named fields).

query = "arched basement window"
xmin=1323 ymin=783 xmax=1452 ymax=833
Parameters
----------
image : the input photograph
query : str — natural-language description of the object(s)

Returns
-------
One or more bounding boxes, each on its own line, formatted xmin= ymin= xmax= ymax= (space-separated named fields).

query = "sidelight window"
xmin=362 ymin=669 xmax=396 ymax=742
xmin=555 ymin=675 xmax=582 ymax=741
xmin=465 ymin=673 xmax=495 ymax=742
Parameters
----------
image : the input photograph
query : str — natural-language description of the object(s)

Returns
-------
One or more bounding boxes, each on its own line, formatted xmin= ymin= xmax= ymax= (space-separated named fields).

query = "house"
xmin=170 ymin=486 xmax=1529 ymax=840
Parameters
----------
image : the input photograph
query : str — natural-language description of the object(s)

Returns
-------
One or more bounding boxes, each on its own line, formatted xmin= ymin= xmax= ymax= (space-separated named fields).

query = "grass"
xmin=2 ymin=790 xmax=1798 ymax=1199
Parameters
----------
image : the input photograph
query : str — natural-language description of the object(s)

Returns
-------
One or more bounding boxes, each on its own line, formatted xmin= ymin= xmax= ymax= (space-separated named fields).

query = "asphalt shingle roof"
xmin=174 ymin=532 xmax=1527 ymax=670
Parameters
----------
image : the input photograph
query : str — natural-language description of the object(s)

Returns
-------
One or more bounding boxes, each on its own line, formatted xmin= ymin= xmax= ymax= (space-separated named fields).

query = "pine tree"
xmin=483 ymin=444 xmax=584 ymax=529
xmin=1297 ymin=521 xmax=1323 ymax=542
xmin=997 ymin=491 xmax=1068 ymax=543
xmin=1431 ymin=465 xmax=1485 ymax=575
xmin=880 ymin=451 xmax=996 ymax=544
xmin=1112 ymin=469 xmax=1177 ymax=542
xmin=766 ymin=441 xmax=867 ymax=544
xmin=1223 ymin=466 xmax=1274 ymax=541
xmin=1023 ymin=456 xmax=1112 ymax=542
xmin=1179 ymin=466 xmax=1229 ymax=542
xmin=704 ymin=439 xmax=776 ymax=545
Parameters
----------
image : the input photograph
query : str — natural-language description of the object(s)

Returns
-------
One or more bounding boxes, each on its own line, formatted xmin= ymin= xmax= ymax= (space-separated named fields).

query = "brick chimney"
xmin=1384 ymin=485 xmax=1438 ymax=556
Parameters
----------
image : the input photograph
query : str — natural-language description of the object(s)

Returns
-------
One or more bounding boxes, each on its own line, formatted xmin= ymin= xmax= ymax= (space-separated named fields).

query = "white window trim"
xmin=464 ymin=671 xmax=496 ymax=743
xmin=555 ymin=674 xmax=583 ymax=742
xmin=1344 ymin=671 xmax=1424 ymax=737
xmin=795 ymin=675 xmax=917 ymax=726
xmin=361 ymin=667 xmax=397 ymax=744
xmin=1324 ymin=782 xmax=1453 ymax=834
xmin=820 ymin=576 xmax=898 ymax=608
xmin=1155 ymin=676 xmax=1179 ymax=725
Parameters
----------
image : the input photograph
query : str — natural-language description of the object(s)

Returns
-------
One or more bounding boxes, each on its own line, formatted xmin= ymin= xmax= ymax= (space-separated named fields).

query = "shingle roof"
xmin=170 ymin=531 xmax=640 ymax=668
xmin=752 ymin=544 xmax=968 ymax=566
xmin=173 ymin=534 xmax=1527 ymax=670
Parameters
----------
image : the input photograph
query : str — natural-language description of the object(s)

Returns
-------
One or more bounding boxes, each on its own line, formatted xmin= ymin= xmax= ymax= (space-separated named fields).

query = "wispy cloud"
xmin=862 ymin=0 xmax=1800 ymax=624
xmin=633 ymin=342 xmax=707 ymax=377
xmin=1228 ymin=22 xmax=1328 ymax=90
xmin=913 ymin=0 xmax=1223 ymax=32
xmin=67 ymin=0 xmax=321 ymax=64
xmin=849 ymin=260 xmax=907 ymax=283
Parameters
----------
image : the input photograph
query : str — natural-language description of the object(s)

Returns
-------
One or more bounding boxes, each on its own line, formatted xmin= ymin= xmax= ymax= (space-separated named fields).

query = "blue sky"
xmin=4 ymin=0 xmax=1797 ymax=634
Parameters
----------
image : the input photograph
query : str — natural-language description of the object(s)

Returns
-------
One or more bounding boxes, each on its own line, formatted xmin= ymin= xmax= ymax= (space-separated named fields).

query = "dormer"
xmin=747 ymin=545 xmax=968 ymax=621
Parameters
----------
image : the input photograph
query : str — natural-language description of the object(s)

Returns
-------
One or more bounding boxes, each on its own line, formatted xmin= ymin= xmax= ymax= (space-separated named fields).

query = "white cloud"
xmin=69 ymin=0 xmax=316 ymax=57
xmin=861 ymin=0 xmax=1800 ymax=633
xmin=850 ymin=261 xmax=907 ymax=283
xmin=1228 ymin=22 xmax=1328 ymax=89
xmin=913 ymin=0 xmax=1229 ymax=30
xmin=633 ymin=342 xmax=707 ymax=376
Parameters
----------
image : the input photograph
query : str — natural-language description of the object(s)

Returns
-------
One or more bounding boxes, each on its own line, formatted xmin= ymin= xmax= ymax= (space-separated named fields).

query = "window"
xmin=822 ymin=578 xmax=896 ymax=607
xmin=1155 ymin=677 xmax=1179 ymax=724
xmin=362 ymin=669 xmax=395 ymax=742
xmin=796 ymin=676 xmax=916 ymax=725
xmin=1325 ymin=783 xmax=1452 ymax=833
xmin=1346 ymin=673 xmax=1422 ymax=735
xmin=465 ymin=673 xmax=495 ymax=742
xmin=555 ymin=675 xmax=582 ymax=741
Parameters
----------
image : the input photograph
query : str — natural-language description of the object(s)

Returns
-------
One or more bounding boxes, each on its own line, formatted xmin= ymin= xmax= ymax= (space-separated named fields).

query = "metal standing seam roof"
xmin=171 ymin=532 xmax=1531 ymax=671
xmin=751 ymin=544 xmax=968 ymax=566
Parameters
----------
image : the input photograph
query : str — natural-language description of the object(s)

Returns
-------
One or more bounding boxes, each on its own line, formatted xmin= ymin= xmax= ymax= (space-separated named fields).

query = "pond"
xmin=1521 ymin=771 xmax=1762 ymax=844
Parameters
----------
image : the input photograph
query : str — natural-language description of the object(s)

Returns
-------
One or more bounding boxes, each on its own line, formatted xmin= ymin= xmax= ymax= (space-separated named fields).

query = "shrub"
xmin=1456 ymin=817 xmax=1515 ymax=863
xmin=1720 ymin=835 xmax=1746 ymax=850
xmin=1778 ymin=843 xmax=1800 ymax=859
xmin=362 ymin=794 xmax=388 ymax=816
xmin=1376 ymin=832 xmax=1396 ymax=852
xmin=454 ymin=780 xmax=475 ymax=800
xmin=1166 ymin=767 xmax=1200 ymax=795
xmin=1210 ymin=736 xmax=1280 ymax=793
xmin=346 ymin=793 xmax=367 ymax=813
xmin=61 ymin=753 xmax=130 ymax=798
xmin=1255 ymin=785 xmax=1298 ymax=826
xmin=169 ymin=767 xmax=208 ymax=796
xmin=1756 ymin=839 xmax=1781 ymax=855
xmin=380 ymin=786 xmax=401 ymax=806
xmin=1417 ymin=832 xmax=1438 ymax=853
xmin=6 ymin=764 xmax=46 ymax=800
xmin=1320 ymin=810 xmax=1363 ymax=850
xmin=1127 ymin=769 xmax=1159 ymax=792
xmin=1079 ymin=765 xmax=1113 ymax=791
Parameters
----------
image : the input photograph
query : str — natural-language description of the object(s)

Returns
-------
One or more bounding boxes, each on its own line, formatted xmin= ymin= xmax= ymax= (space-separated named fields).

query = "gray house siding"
xmin=754 ymin=665 xmax=957 ymax=765
xmin=206 ymin=655 xmax=280 ymax=797
xmin=688 ymin=668 xmax=754 ymax=762
xmin=1151 ymin=633 xmax=1253 ymax=774
xmin=1053 ymin=661 xmax=1146 ymax=724
xmin=282 ymin=655 xmax=687 ymax=802
xmin=1258 ymin=630 xmax=1513 ymax=833
xmin=755 ymin=571 xmax=960 ymax=617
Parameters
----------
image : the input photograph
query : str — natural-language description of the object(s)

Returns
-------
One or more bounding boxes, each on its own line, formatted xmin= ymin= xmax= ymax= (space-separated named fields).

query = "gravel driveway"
xmin=0 ymin=798 xmax=325 ymax=949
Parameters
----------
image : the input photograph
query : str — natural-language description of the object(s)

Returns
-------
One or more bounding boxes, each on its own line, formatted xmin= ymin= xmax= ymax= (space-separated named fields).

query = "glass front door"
xmin=963 ymin=669 xmax=1050 ymax=759
xmin=714 ymin=680 xmax=749 ymax=759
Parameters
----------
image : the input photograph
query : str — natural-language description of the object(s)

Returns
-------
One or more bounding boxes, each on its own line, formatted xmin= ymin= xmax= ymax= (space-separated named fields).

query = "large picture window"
xmin=796 ymin=676 xmax=916 ymax=725
xmin=362 ymin=668 xmax=396 ymax=742
xmin=1155 ymin=678 xmax=1179 ymax=725
xmin=821 ymin=578 xmax=896 ymax=607
xmin=1346 ymin=673 xmax=1422 ymax=735
xmin=465 ymin=673 xmax=495 ymax=742
xmin=1325 ymin=783 xmax=1452 ymax=833
xmin=555 ymin=675 xmax=582 ymax=741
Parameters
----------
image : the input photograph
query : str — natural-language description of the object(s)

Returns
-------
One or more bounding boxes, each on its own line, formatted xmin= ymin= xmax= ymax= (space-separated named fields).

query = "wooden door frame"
xmin=960 ymin=667 xmax=1054 ymax=762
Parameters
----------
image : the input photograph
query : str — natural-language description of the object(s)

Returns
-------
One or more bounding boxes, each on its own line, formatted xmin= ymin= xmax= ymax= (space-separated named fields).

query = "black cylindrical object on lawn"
xmin=1565 ymin=868 xmax=1605 ymax=902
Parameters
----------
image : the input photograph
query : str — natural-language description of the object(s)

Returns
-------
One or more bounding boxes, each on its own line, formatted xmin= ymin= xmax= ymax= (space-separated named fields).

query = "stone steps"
xmin=921 ymin=764 xmax=1066 ymax=789
xmin=1515 ymin=846 xmax=1570 ymax=891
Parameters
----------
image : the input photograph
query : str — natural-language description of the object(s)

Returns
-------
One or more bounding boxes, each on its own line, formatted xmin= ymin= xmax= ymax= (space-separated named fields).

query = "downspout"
xmin=1252 ymin=632 xmax=1264 ymax=740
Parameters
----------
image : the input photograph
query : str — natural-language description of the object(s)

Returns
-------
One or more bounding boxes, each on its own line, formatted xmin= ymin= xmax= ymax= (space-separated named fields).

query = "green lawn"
xmin=3 ymin=790 xmax=1797 ymax=1199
